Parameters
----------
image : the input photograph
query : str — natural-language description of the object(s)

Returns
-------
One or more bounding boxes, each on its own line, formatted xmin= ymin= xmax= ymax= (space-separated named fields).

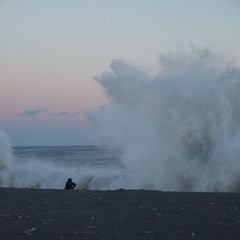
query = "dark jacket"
xmin=65 ymin=179 xmax=76 ymax=190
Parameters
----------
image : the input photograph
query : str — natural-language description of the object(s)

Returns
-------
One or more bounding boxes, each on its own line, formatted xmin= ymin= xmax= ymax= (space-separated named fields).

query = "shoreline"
xmin=2 ymin=186 xmax=240 ymax=192
xmin=1 ymin=188 xmax=240 ymax=239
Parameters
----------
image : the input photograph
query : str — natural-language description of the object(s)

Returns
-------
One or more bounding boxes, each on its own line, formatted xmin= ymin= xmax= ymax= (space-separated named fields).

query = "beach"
xmin=1 ymin=188 xmax=240 ymax=239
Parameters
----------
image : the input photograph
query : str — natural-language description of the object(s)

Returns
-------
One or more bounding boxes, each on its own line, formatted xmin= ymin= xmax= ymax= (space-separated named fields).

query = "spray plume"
xmin=88 ymin=47 xmax=240 ymax=192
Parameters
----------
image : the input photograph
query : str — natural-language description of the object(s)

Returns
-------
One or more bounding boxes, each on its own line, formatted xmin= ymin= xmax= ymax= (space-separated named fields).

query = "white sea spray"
xmin=88 ymin=46 xmax=240 ymax=192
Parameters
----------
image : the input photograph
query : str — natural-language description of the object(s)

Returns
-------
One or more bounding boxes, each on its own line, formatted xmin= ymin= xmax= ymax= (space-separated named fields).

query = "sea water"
xmin=0 ymin=139 xmax=126 ymax=190
xmin=1 ymin=47 xmax=240 ymax=192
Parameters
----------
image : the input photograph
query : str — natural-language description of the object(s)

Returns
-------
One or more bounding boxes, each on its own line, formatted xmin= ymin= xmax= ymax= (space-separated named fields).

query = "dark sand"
xmin=1 ymin=188 xmax=240 ymax=239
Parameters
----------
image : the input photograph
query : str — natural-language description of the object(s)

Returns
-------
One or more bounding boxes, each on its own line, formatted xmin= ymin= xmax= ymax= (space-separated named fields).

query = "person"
xmin=65 ymin=178 xmax=76 ymax=190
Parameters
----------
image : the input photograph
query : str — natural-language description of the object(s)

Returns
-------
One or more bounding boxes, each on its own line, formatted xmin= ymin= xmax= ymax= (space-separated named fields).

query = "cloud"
xmin=71 ymin=112 xmax=80 ymax=117
xmin=50 ymin=111 xmax=68 ymax=117
xmin=20 ymin=109 xmax=76 ymax=118
xmin=20 ymin=108 xmax=47 ymax=116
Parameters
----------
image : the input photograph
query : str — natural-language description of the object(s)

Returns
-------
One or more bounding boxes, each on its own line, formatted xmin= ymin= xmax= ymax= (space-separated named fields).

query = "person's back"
xmin=65 ymin=178 xmax=76 ymax=190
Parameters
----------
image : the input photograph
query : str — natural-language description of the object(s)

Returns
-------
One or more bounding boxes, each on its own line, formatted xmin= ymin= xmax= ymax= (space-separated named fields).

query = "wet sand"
xmin=1 ymin=188 xmax=240 ymax=239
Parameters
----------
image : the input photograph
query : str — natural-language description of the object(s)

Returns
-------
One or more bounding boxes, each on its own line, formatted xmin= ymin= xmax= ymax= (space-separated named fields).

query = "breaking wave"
xmin=88 ymin=46 xmax=240 ymax=192
xmin=1 ymin=46 xmax=240 ymax=192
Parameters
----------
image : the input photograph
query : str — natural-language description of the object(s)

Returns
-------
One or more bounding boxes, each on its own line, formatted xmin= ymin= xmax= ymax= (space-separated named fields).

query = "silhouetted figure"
xmin=65 ymin=178 xmax=76 ymax=190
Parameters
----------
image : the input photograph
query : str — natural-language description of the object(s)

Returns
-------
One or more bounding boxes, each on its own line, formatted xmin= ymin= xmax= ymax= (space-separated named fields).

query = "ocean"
xmin=0 ymin=144 xmax=128 ymax=190
xmin=2 ymin=48 xmax=240 ymax=192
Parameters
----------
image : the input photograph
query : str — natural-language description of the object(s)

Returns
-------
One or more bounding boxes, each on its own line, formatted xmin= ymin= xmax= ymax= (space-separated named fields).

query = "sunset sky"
xmin=1 ymin=0 xmax=240 ymax=146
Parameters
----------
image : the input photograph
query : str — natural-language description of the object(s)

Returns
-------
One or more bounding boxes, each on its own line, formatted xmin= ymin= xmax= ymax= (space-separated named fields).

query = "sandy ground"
xmin=1 ymin=188 xmax=240 ymax=239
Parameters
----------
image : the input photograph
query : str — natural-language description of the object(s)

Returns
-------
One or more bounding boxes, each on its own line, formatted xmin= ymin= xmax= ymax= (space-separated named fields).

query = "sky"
xmin=0 ymin=0 xmax=240 ymax=146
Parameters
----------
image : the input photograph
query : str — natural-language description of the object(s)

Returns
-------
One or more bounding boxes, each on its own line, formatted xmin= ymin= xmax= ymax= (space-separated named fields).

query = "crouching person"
xmin=65 ymin=178 xmax=76 ymax=190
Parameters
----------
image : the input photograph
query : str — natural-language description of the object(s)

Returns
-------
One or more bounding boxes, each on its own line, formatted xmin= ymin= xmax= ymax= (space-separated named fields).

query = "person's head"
xmin=68 ymin=178 xmax=72 ymax=182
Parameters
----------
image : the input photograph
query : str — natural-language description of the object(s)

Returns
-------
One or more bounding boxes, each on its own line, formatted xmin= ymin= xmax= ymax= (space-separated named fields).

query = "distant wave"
xmin=0 ymin=132 xmax=128 ymax=190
